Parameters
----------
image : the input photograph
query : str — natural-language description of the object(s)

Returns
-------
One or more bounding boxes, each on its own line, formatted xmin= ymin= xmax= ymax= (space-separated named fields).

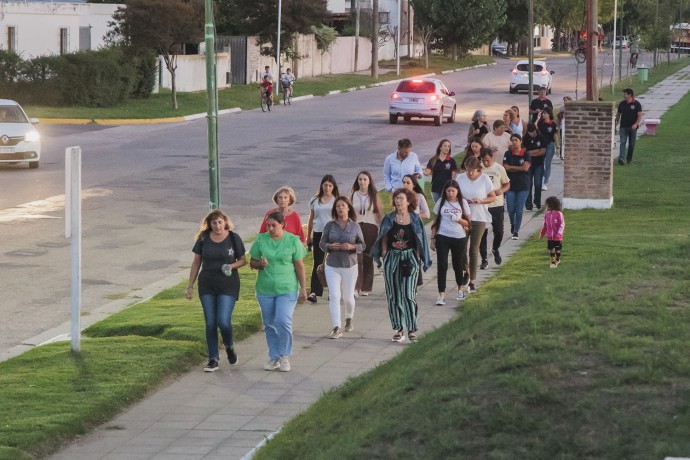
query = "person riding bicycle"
xmin=259 ymin=75 xmax=273 ymax=105
xmin=629 ymin=41 xmax=640 ymax=68
xmin=280 ymin=68 xmax=295 ymax=98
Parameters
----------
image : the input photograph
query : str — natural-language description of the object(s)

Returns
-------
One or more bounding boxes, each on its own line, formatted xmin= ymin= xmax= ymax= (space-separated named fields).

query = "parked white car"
xmin=0 ymin=99 xmax=41 ymax=169
xmin=614 ymin=36 xmax=630 ymax=49
xmin=388 ymin=78 xmax=457 ymax=126
xmin=509 ymin=60 xmax=555 ymax=94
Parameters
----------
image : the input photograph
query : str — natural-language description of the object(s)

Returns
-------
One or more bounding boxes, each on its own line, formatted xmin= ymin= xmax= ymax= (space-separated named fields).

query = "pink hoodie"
xmin=540 ymin=210 xmax=565 ymax=241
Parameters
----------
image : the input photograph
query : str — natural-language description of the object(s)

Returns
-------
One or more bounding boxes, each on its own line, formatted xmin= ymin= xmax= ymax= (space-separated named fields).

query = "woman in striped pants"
xmin=372 ymin=189 xmax=432 ymax=343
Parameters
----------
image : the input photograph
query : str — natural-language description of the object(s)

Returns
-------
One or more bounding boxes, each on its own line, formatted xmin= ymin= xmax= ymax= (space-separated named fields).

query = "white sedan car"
xmin=509 ymin=60 xmax=555 ymax=94
xmin=389 ymin=78 xmax=457 ymax=126
xmin=0 ymin=99 xmax=41 ymax=169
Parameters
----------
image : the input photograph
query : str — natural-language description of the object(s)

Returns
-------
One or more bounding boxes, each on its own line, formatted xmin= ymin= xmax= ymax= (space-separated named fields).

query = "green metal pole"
xmin=528 ymin=0 xmax=534 ymax=107
xmin=205 ymin=0 xmax=220 ymax=210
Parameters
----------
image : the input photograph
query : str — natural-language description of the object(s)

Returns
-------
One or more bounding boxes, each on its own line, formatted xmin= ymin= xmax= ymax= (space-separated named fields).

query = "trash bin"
xmin=637 ymin=66 xmax=649 ymax=82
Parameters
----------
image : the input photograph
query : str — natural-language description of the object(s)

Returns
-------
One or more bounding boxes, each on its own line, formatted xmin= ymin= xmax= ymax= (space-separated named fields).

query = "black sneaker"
xmin=511 ymin=233 xmax=519 ymax=240
xmin=226 ymin=347 xmax=238 ymax=365
xmin=468 ymin=283 xmax=477 ymax=294
xmin=203 ymin=359 xmax=219 ymax=372
xmin=306 ymin=293 xmax=317 ymax=303
xmin=492 ymin=250 xmax=502 ymax=265
xmin=480 ymin=259 xmax=489 ymax=270
xmin=618 ymin=158 xmax=625 ymax=165
xmin=510 ymin=224 xmax=515 ymax=234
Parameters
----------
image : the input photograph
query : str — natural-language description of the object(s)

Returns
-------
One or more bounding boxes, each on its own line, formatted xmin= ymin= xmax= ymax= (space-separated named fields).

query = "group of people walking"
xmin=184 ymin=123 xmax=567 ymax=372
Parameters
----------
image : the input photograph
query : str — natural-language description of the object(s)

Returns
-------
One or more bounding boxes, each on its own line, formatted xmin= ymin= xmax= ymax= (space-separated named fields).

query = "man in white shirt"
xmin=383 ymin=138 xmax=422 ymax=192
xmin=482 ymin=120 xmax=512 ymax=164
xmin=261 ymin=65 xmax=273 ymax=81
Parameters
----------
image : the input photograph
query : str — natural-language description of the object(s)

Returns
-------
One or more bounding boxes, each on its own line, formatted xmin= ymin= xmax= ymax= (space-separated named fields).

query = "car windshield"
xmin=396 ymin=80 xmax=436 ymax=93
xmin=0 ymin=106 xmax=29 ymax=123
xmin=516 ymin=64 xmax=544 ymax=72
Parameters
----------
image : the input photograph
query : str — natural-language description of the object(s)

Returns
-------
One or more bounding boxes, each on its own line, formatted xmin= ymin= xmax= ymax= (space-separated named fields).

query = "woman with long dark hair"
xmin=350 ymin=171 xmax=383 ymax=296
xmin=423 ymin=138 xmax=457 ymax=203
xmin=306 ymin=175 xmax=339 ymax=303
xmin=503 ymin=134 xmax=532 ymax=240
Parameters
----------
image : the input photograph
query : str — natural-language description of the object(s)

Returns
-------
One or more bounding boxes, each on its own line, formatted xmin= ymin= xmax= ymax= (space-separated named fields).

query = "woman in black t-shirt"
xmin=502 ymin=134 xmax=532 ymax=240
xmin=186 ymin=210 xmax=246 ymax=372
xmin=423 ymin=138 xmax=457 ymax=203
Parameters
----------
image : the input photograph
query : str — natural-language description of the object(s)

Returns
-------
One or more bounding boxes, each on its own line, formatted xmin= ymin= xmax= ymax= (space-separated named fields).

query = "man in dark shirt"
xmin=523 ymin=123 xmax=546 ymax=211
xmin=529 ymin=86 xmax=553 ymax=123
xmin=615 ymin=88 xmax=643 ymax=165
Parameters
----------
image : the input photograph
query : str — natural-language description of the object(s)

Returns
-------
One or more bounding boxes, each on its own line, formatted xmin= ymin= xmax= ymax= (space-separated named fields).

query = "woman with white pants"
xmin=319 ymin=197 xmax=366 ymax=339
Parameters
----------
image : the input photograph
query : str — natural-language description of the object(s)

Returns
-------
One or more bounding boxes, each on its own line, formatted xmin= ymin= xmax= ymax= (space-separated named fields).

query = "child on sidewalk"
xmin=540 ymin=196 xmax=565 ymax=268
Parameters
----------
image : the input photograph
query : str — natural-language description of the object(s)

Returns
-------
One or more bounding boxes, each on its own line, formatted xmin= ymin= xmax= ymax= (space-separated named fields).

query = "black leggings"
xmin=309 ymin=232 xmax=325 ymax=296
xmin=435 ymin=234 xmax=467 ymax=293
xmin=480 ymin=206 xmax=505 ymax=260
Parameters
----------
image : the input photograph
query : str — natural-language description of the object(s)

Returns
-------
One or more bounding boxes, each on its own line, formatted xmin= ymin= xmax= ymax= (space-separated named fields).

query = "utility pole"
xmin=528 ymin=0 xmax=534 ymax=107
xmin=586 ymin=0 xmax=599 ymax=100
xmin=204 ymin=0 xmax=219 ymax=209
xmin=372 ymin=0 xmax=379 ymax=78
xmin=277 ymin=0 xmax=282 ymax=77
xmin=354 ymin=0 xmax=360 ymax=71
xmin=396 ymin=0 xmax=401 ymax=75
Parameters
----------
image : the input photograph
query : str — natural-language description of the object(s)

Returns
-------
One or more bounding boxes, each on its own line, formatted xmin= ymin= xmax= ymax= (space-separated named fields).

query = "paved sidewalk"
xmin=48 ymin=64 xmax=689 ymax=460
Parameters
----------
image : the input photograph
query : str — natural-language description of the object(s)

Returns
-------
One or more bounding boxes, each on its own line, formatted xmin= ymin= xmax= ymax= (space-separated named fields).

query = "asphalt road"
xmin=0 ymin=52 xmax=646 ymax=354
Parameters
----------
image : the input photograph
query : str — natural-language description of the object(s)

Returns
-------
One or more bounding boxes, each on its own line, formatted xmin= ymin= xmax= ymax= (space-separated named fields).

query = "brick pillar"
xmin=563 ymin=101 xmax=615 ymax=209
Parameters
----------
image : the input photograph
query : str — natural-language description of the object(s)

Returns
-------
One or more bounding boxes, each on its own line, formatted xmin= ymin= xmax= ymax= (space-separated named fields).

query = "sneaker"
xmin=492 ymin=250 xmax=502 ymax=265
xmin=480 ymin=259 xmax=489 ymax=270
xmin=469 ymin=283 xmax=477 ymax=294
xmin=408 ymin=331 xmax=418 ymax=342
xmin=360 ymin=291 xmax=369 ymax=296
xmin=525 ymin=207 xmax=533 ymax=212
xmin=226 ymin=347 xmax=238 ymax=366
xmin=264 ymin=358 xmax=280 ymax=371
xmin=542 ymin=184 xmax=548 ymax=191
xmin=279 ymin=356 xmax=291 ymax=372
xmin=457 ymin=290 xmax=466 ymax=301
xmin=460 ymin=271 xmax=470 ymax=287
xmin=435 ymin=296 xmax=446 ymax=306
xmin=344 ymin=318 xmax=353 ymax=332
xmin=550 ymin=262 xmax=557 ymax=269
xmin=510 ymin=224 xmax=515 ymax=234
xmin=203 ymin=359 xmax=219 ymax=372
xmin=536 ymin=205 xmax=542 ymax=210
xmin=511 ymin=233 xmax=519 ymax=240
xmin=306 ymin=293 xmax=317 ymax=303
xmin=329 ymin=326 xmax=342 ymax=339
xmin=555 ymin=259 xmax=561 ymax=267
xmin=618 ymin=157 xmax=625 ymax=165
xmin=392 ymin=330 xmax=406 ymax=342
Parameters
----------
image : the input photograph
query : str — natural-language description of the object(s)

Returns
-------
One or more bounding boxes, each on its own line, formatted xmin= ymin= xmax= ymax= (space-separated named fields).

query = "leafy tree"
xmin=216 ymin=0 xmax=329 ymax=64
xmin=496 ymin=0 xmax=529 ymax=54
xmin=536 ymin=0 xmax=584 ymax=51
xmin=311 ymin=24 xmax=338 ymax=54
xmin=412 ymin=0 xmax=507 ymax=58
xmin=106 ymin=0 xmax=204 ymax=109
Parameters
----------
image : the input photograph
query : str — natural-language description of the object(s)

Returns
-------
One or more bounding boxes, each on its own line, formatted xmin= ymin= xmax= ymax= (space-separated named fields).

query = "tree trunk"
xmin=425 ymin=42 xmax=429 ymax=68
xmin=371 ymin=0 xmax=379 ymax=78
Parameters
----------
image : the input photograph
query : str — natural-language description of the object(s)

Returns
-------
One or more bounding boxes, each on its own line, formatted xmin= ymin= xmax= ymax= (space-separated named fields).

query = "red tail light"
xmin=511 ymin=69 xmax=517 ymax=74
xmin=391 ymin=93 xmax=399 ymax=99
xmin=429 ymin=95 xmax=438 ymax=101
xmin=541 ymin=69 xmax=548 ymax=76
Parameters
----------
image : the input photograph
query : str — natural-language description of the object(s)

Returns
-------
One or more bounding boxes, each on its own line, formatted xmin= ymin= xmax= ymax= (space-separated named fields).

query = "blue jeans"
xmin=256 ymin=292 xmax=298 ymax=360
xmin=199 ymin=294 xmax=237 ymax=360
xmin=526 ymin=163 xmax=544 ymax=210
xmin=543 ymin=142 xmax=555 ymax=184
xmin=619 ymin=126 xmax=637 ymax=163
xmin=505 ymin=190 xmax=529 ymax=234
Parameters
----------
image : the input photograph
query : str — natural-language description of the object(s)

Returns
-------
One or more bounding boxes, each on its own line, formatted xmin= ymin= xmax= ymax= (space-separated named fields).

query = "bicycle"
xmin=281 ymin=81 xmax=293 ymax=106
xmin=260 ymin=89 xmax=272 ymax=112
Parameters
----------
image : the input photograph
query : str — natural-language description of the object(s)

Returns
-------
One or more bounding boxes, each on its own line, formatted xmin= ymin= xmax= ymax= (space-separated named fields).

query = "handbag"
xmin=316 ymin=253 xmax=328 ymax=288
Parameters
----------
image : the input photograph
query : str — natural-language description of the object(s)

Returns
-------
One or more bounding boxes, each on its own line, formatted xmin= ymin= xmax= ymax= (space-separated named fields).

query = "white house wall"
xmin=158 ymin=53 xmax=231 ymax=93
xmin=0 ymin=2 xmax=120 ymax=58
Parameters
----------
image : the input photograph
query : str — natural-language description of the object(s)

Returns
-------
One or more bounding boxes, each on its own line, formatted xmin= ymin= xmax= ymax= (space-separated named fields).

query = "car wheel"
xmin=403 ymin=115 xmax=411 ymax=122
xmin=389 ymin=114 xmax=398 ymax=124
xmin=434 ymin=111 xmax=442 ymax=126
xmin=509 ymin=86 xmax=517 ymax=94
xmin=29 ymin=161 xmax=39 ymax=169
xmin=447 ymin=106 xmax=456 ymax=123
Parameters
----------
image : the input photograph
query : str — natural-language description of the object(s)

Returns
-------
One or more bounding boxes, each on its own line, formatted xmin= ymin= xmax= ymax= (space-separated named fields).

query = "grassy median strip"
xmin=24 ymin=55 xmax=492 ymax=120
xmin=253 ymin=94 xmax=690 ymax=457
xmin=0 ymin=261 xmax=284 ymax=460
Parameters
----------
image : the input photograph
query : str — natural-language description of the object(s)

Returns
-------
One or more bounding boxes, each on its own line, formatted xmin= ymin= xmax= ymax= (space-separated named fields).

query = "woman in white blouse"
xmin=306 ymin=175 xmax=339 ymax=303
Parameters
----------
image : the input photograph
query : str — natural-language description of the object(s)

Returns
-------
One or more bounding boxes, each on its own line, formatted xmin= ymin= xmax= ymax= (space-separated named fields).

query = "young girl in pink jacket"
xmin=540 ymin=196 xmax=565 ymax=268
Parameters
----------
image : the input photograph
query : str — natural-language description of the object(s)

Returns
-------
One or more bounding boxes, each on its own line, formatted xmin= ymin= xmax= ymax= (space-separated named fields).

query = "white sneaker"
xmin=435 ymin=296 xmax=446 ymax=306
xmin=542 ymin=183 xmax=548 ymax=191
xmin=279 ymin=356 xmax=291 ymax=372
xmin=264 ymin=358 xmax=280 ymax=371
xmin=360 ymin=291 xmax=369 ymax=296
xmin=457 ymin=290 xmax=466 ymax=301
xmin=328 ymin=326 xmax=342 ymax=339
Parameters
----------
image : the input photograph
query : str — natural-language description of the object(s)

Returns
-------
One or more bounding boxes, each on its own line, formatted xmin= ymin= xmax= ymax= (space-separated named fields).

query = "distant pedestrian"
xmin=186 ymin=210 xmax=247 ymax=372
xmin=540 ymin=196 xmax=565 ymax=268
xmin=459 ymin=136 xmax=483 ymax=172
xmin=372 ymin=188 xmax=431 ymax=343
xmin=503 ymin=108 xmax=520 ymax=135
xmin=319 ymin=197 xmax=366 ymax=339
xmin=615 ymin=88 xmax=643 ymax=165
xmin=480 ymin=149 xmax=510 ymax=267
xmin=350 ymin=171 xmax=384 ymax=296
xmin=523 ymin=122 xmax=546 ymax=211
xmin=467 ymin=109 xmax=489 ymax=143
xmin=511 ymin=105 xmax=528 ymax=137
xmin=482 ymin=120 xmax=512 ymax=164
xmin=383 ymin=138 xmax=423 ymax=191
xmin=536 ymin=107 xmax=558 ymax=191
xmin=430 ymin=180 xmax=471 ymax=305
xmin=250 ymin=212 xmax=308 ymax=373
xmin=529 ymin=86 xmax=553 ymax=123
xmin=423 ymin=138 xmax=457 ymax=203
xmin=557 ymin=96 xmax=572 ymax=160
xmin=503 ymin=133 xmax=531 ymax=240
xmin=306 ymin=175 xmax=339 ymax=303
xmin=259 ymin=186 xmax=306 ymax=243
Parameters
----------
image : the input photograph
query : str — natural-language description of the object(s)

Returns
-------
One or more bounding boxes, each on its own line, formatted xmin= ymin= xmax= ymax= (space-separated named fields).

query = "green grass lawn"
xmin=24 ymin=55 xmax=493 ymax=120
xmin=252 ymin=91 xmax=690 ymax=458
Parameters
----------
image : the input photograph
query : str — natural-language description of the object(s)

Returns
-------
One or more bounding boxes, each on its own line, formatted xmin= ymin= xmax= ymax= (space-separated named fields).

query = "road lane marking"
xmin=0 ymin=188 xmax=113 ymax=223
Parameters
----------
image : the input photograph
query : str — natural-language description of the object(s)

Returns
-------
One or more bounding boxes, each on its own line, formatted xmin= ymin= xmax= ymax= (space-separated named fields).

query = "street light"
xmin=277 ymin=0 xmax=282 ymax=76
